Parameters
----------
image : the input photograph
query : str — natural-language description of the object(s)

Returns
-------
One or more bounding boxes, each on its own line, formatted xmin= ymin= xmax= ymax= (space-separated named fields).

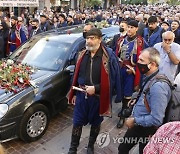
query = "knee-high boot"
xmin=117 ymin=98 xmax=130 ymax=128
xmin=87 ymin=125 xmax=100 ymax=154
xmin=68 ymin=126 xmax=82 ymax=154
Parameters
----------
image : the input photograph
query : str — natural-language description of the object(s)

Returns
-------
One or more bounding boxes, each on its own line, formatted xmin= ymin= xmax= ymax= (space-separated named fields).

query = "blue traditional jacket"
xmin=69 ymin=44 xmax=122 ymax=117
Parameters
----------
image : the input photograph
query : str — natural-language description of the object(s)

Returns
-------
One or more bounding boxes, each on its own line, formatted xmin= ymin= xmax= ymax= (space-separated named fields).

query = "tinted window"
xmin=11 ymin=37 xmax=71 ymax=71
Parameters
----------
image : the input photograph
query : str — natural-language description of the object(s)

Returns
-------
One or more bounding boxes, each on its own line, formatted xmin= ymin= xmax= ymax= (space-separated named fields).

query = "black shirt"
xmin=78 ymin=47 xmax=103 ymax=94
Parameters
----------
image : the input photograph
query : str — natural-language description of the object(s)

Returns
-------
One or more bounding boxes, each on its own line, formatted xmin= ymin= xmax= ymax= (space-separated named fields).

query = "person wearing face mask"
xmin=29 ymin=18 xmax=42 ymax=38
xmin=69 ymin=23 xmax=94 ymax=66
xmin=110 ymin=20 xmax=128 ymax=52
xmin=118 ymin=47 xmax=171 ymax=154
xmin=154 ymin=31 xmax=180 ymax=81
xmin=123 ymin=11 xmax=132 ymax=22
xmin=68 ymin=28 xmax=122 ymax=154
xmin=115 ymin=20 xmax=149 ymax=128
xmin=82 ymin=23 xmax=94 ymax=39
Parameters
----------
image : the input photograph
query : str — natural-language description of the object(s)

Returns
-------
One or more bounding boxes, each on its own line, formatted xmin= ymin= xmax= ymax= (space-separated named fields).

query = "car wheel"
xmin=19 ymin=104 xmax=50 ymax=142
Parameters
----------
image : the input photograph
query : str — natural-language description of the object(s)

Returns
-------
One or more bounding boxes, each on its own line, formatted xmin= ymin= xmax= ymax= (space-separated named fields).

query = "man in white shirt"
xmin=154 ymin=31 xmax=180 ymax=81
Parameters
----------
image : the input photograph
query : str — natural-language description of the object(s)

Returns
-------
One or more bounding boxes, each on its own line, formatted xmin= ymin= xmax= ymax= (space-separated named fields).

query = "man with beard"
xmin=143 ymin=16 xmax=164 ymax=47
xmin=29 ymin=18 xmax=42 ymax=38
xmin=118 ymin=47 xmax=171 ymax=154
xmin=8 ymin=16 xmax=27 ymax=55
xmin=68 ymin=28 xmax=122 ymax=154
xmin=115 ymin=20 xmax=148 ymax=128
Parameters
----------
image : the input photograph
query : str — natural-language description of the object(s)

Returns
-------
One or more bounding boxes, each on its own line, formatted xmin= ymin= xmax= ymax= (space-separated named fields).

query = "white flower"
xmin=18 ymin=77 xmax=24 ymax=83
xmin=6 ymin=59 xmax=14 ymax=65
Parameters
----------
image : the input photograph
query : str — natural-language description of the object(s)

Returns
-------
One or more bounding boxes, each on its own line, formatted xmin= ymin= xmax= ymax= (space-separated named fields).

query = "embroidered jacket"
xmin=68 ymin=44 xmax=122 ymax=117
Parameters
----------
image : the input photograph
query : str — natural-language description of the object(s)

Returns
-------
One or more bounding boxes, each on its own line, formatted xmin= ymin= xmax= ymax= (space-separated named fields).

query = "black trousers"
xmin=118 ymin=125 xmax=157 ymax=154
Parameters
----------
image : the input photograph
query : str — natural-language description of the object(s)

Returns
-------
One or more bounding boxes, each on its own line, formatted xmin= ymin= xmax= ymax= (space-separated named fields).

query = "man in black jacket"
xmin=0 ymin=20 xmax=8 ymax=58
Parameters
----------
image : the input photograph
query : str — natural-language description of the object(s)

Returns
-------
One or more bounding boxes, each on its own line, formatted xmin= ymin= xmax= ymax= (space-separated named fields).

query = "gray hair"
xmin=142 ymin=47 xmax=160 ymax=66
xmin=162 ymin=31 xmax=175 ymax=39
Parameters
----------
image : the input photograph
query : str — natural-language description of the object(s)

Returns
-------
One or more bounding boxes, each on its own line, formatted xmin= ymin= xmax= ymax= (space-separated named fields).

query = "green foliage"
xmin=121 ymin=0 xmax=147 ymax=4
xmin=85 ymin=0 xmax=101 ymax=7
xmin=166 ymin=0 xmax=180 ymax=5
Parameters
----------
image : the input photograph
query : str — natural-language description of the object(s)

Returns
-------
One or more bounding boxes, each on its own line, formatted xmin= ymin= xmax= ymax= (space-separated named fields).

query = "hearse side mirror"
xmin=65 ymin=65 xmax=75 ymax=73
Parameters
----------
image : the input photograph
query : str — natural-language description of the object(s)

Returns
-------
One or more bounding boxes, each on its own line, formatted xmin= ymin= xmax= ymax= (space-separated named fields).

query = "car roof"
xmin=30 ymin=24 xmax=119 ymax=43
xmin=35 ymin=33 xmax=82 ymax=43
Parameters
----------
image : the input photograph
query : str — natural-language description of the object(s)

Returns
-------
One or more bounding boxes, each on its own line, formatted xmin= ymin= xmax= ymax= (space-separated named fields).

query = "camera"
xmin=121 ymin=92 xmax=139 ymax=118
xmin=121 ymin=104 xmax=134 ymax=118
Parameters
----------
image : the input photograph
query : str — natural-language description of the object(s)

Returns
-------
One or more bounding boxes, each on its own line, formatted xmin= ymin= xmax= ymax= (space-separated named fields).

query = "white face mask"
xmin=125 ymin=15 xmax=129 ymax=18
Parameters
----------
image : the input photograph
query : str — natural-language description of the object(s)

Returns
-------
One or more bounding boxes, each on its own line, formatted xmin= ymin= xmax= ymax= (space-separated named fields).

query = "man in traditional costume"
xmin=68 ymin=28 xmax=122 ymax=154
xmin=115 ymin=20 xmax=148 ymax=128
xmin=8 ymin=16 xmax=27 ymax=55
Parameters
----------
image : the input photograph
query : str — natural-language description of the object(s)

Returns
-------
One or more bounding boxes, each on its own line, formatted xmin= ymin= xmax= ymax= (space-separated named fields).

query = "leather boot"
xmin=118 ymin=98 xmax=129 ymax=117
xmin=68 ymin=126 xmax=82 ymax=154
xmin=117 ymin=117 xmax=125 ymax=128
xmin=87 ymin=125 xmax=100 ymax=154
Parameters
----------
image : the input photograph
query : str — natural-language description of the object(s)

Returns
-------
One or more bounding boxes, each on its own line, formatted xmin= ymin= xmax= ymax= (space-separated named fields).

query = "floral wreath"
xmin=0 ymin=59 xmax=35 ymax=93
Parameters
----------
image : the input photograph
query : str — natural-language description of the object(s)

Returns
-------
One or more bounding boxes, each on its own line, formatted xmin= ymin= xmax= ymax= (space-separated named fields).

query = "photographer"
xmin=118 ymin=47 xmax=171 ymax=154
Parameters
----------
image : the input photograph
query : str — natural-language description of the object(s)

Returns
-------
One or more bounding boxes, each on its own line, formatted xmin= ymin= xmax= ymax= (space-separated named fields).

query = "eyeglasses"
xmin=163 ymin=38 xmax=172 ymax=42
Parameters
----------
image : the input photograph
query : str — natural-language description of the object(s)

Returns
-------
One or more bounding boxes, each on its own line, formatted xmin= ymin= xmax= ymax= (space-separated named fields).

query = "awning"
xmin=0 ymin=0 xmax=39 ymax=7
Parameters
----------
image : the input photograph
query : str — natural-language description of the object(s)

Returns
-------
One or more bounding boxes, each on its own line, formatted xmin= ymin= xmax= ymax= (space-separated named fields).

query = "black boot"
xmin=68 ymin=126 xmax=82 ymax=154
xmin=87 ymin=125 xmax=100 ymax=154
xmin=117 ymin=98 xmax=130 ymax=128
xmin=117 ymin=117 xmax=125 ymax=128
xmin=118 ymin=98 xmax=129 ymax=117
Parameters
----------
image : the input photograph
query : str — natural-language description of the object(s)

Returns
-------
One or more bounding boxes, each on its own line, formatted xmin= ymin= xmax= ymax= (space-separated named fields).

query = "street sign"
xmin=0 ymin=0 xmax=39 ymax=7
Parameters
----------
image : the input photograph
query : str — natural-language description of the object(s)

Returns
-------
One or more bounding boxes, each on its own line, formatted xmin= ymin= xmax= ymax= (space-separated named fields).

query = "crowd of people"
xmin=0 ymin=3 xmax=180 ymax=154
xmin=0 ymin=4 xmax=179 ymax=58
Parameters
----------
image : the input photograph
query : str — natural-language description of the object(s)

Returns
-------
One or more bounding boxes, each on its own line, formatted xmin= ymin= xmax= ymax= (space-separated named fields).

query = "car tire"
xmin=19 ymin=104 xmax=50 ymax=142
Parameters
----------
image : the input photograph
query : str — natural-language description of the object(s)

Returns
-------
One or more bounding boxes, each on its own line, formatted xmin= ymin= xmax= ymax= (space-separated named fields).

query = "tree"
xmin=80 ymin=0 xmax=101 ymax=11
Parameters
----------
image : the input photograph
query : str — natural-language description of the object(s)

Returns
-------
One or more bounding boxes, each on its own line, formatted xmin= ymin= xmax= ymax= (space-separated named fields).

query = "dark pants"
xmin=73 ymin=91 xmax=103 ymax=126
xmin=118 ymin=125 xmax=157 ymax=154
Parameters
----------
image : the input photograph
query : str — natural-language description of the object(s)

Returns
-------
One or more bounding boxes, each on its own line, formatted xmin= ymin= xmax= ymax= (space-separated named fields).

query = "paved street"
xmin=2 ymin=102 xmax=136 ymax=154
